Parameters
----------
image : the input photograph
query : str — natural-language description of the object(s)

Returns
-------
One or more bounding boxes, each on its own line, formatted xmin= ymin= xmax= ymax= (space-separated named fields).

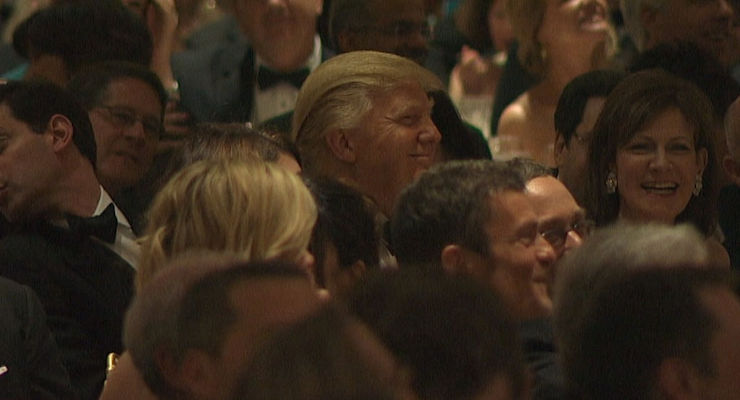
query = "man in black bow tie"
xmin=172 ymin=0 xmax=332 ymax=125
xmin=0 ymin=81 xmax=136 ymax=400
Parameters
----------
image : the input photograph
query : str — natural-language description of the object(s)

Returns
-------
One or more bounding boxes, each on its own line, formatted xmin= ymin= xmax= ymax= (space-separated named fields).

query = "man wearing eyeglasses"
xmin=329 ymin=0 xmax=431 ymax=64
xmin=69 ymin=62 xmax=167 ymax=233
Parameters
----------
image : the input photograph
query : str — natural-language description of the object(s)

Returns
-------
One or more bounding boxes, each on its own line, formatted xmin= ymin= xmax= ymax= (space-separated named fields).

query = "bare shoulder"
xmin=706 ymin=237 xmax=731 ymax=268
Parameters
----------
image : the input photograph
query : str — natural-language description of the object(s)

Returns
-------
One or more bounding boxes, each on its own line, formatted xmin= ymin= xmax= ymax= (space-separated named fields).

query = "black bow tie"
xmin=257 ymin=66 xmax=310 ymax=90
xmin=66 ymin=204 xmax=118 ymax=244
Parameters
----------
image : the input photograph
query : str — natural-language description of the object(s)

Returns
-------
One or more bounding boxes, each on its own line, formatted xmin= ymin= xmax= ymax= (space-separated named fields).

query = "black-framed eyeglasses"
xmin=540 ymin=219 xmax=595 ymax=251
xmin=94 ymin=105 xmax=162 ymax=139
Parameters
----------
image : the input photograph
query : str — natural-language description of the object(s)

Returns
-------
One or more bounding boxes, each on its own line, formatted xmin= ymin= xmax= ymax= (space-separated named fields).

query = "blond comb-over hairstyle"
xmin=292 ymin=50 xmax=443 ymax=178
xmin=137 ymin=159 xmax=317 ymax=289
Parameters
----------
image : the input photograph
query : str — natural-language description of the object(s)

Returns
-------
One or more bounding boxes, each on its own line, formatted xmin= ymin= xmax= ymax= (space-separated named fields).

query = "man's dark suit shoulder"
xmin=0 ymin=276 xmax=76 ymax=399
xmin=0 ymin=224 xmax=134 ymax=400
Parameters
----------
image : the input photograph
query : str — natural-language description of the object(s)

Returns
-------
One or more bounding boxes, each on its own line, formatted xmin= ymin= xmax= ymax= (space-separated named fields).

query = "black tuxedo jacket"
xmin=0 ymin=277 xmax=76 ymax=399
xmin=172 ymin=39 xmax=333 ymax=123
xmin=0 ymin=223 xmax=134 ymax=400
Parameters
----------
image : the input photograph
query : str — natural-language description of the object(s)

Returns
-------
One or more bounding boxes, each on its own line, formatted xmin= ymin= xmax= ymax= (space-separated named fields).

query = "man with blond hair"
xmin=293 ymin=51 xmax=443 ymax=218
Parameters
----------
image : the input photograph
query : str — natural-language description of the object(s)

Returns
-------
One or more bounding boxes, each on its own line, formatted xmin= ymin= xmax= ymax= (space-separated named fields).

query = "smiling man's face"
xmin=349 ymin=81 xmax=440 ymax=216
xmin=88 ymin=77 xmax=162 ymax=196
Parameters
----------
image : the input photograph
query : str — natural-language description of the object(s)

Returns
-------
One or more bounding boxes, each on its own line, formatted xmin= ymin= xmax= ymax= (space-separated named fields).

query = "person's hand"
xmin=158 ymin=98 xmax=193 ymax=153
xmin=450 ymin=46 xmax=496 ymax=96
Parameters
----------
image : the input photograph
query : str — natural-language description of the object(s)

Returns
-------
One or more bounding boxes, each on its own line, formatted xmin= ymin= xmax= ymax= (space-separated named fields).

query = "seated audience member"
xmin=11 ymin=0 xmax=152 ymax=86
xmin=0 ymin=277 xmax=75 ymax=400
xmin=586 ymin=69 xmax=729 ymax=266
xmin=496 ymin=0 xmax=616 ymax=166
xmin=137 ymin=159 xmax=316 ymax=287
xmin=0 ymin=81 xmax=136 ymax=399
xmin=390 ymin=160 xmax=560 ymax=398
xmin=391 ymin=160 xmax=555 ymax=319
xmin=305 ymin=177 xmax=380 ymax=300
xmin=553 ymin=222 xmax=712 ymax=359
xmin=328 ymin=0 xmax=430 ymax=64
xmin=171 ymin=0 xmax=329 ymax=124
xmin=124 ymin=258 xmax=323 ymax=400
xmin=619 ymin=0 xmax=733 ymax=67
xmin=552 ymin=70 xmax=625 ymax=206
xmin=68 ymin=62 xmax=167 ymax=233
xmin=293 ymin=50 xmax=443 ymax=218
xmin=349 ymin=271 xmax=528 ymax=400
xmin=233 ymin=305 xmax=416 ymax=400
xmin=555 ymin=266 xmax=738 ymax=399
xmin=506 ymin=158 xmax=590 ymax=306
xmin=102 ymin=159 xmax=316 ymax=400
xmin=722 ymin=97 xmax=740 ymax=268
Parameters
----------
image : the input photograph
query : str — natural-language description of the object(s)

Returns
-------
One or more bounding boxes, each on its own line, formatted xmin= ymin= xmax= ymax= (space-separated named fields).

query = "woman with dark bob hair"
xmin=586 ymin=69 xmax=728 ymax=265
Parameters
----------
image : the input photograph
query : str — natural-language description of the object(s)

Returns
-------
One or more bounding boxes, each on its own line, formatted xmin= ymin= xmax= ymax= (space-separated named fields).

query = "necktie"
xmin=66 ymin=204 xmax=118 ymax=244
xmin=257 ymin=66 xmax=310 ymax=90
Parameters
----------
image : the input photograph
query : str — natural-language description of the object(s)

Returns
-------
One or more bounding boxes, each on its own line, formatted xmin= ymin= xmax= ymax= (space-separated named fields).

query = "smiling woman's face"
xmin=615 ymin=107 xmax=708 ymax=224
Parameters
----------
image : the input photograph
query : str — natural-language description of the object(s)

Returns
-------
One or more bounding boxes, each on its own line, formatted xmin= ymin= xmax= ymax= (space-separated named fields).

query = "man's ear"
xmin=157 ymin=348 xmax=220 ymax=400
xmin=47 ymin=114 xmax=74 ymax=153
xmin=655 ymin=357 xmax=704 ymax=400
xmin=553 ymin=132 xmax=568 ymax=167
xmin=326 ymin=128 xmax=357 ymax=163
xmin=441 ymin=244 xmax=479 ymax=276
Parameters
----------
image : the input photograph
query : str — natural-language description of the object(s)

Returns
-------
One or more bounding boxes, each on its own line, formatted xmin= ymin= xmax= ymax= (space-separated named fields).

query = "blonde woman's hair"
xmin=292 ymin=51 xmax=443 ymax=178
xmin=137 ymin=159 xmax=317 ymax=289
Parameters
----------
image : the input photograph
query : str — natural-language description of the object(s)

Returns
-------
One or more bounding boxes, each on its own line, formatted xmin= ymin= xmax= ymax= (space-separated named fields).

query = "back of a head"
xmin=125 ymin=257 xmax=311 ymax=399
xmin=13 ymin=0 xmax=152 ymax=80
xmin=233 ymin=305 xmax=403 ymax=400
xmin=558 ymin=266 xmax=728 ymax=399
xmin=0 ymin=80 xmax=97 ymax=166
xmin=292 ymin=51 xmax=442 ymax=176
xmin=348 ymin=270 xmax=527 ymax=400
xmin=554 ymin=69 xmax=626 ymax=145
xmin=306 ymin=177 xmax=380 ymax=286
xmin=553 ymin=222 xmax=713 ymax=398
xmin=390 ymin=159 xmax=524 ymax=269
xmin=138 ymin=159 xmax=317 ymax=288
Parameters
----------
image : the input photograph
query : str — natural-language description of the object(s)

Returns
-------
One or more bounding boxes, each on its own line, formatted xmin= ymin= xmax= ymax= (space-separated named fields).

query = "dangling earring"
xmin=693 ymin=174 xmax=703 ymax=196
xmin=605 ymin=171 xmax=617 ymax=194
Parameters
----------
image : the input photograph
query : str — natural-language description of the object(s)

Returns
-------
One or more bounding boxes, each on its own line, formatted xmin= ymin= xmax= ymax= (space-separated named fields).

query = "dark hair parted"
xmin=348 ymin=270 xmax=527 ymax=400
xmin=305 ymin=177 xmax=380 ymax=287
xmin=0 ymin=80 xmax=97 ymax=166
xmin=13 ymin=0 xmax=152 ymax=77
xmin=390 ymin=160 xmax=524 ymax=268
xmin=68 ymin=61 xmax=167 ymax=117
xmin=562 ymin=266 xmax=729 ymax=399
xmin=554 ymin=70 xmax=625 ymax=145
xmin=586 ymin=69 xmax=718 ymax=235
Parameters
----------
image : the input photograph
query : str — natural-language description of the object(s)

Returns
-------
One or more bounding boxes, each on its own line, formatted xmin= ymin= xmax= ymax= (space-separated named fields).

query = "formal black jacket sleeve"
xmin=0 ymin=276 xmax=77 ymax=399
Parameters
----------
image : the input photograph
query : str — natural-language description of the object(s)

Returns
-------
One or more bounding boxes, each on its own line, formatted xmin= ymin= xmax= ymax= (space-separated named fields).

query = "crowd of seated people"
xmin=1 ymin=0 xmax=740 ymax=399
